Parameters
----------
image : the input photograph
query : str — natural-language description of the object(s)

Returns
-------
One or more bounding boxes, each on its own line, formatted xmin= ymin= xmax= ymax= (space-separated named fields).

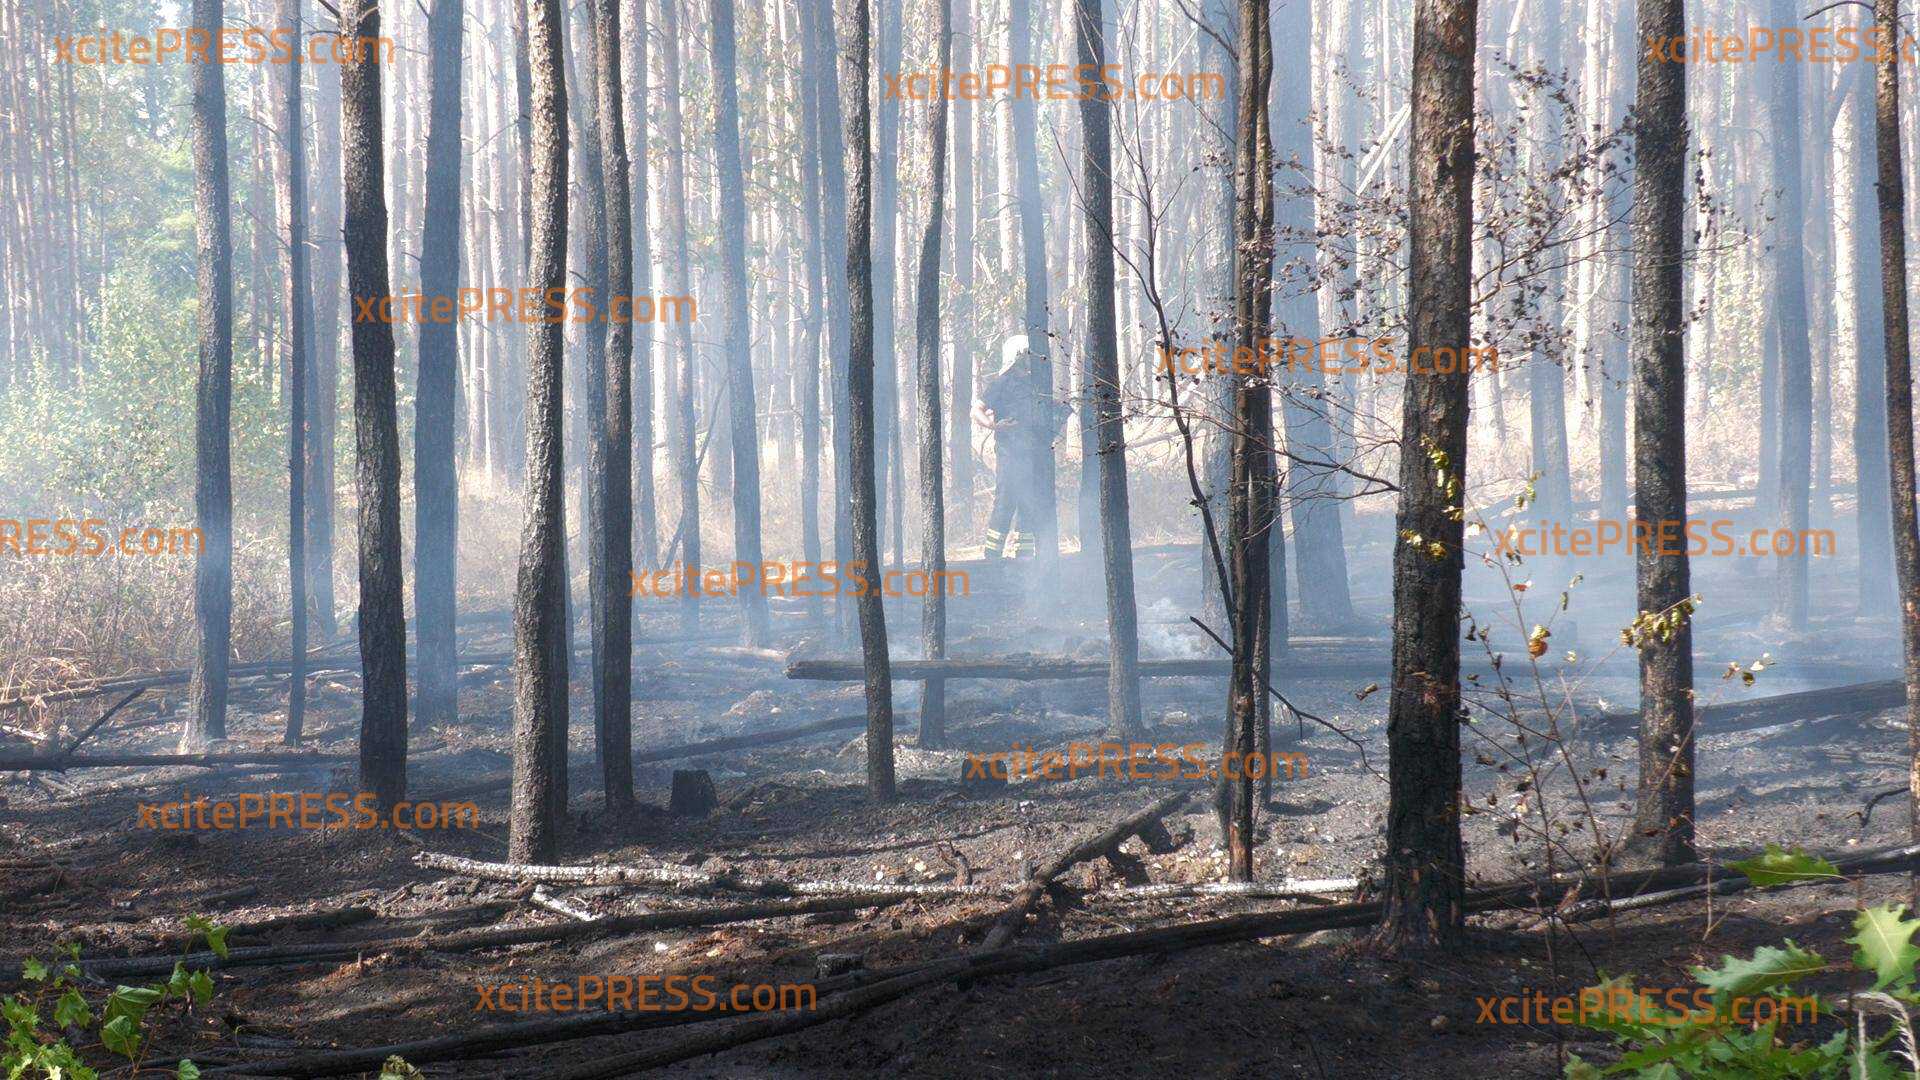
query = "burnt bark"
xmin=511 ymin=0 xmax=571 ymax=863
xmin=340 ymin=0 xmax=409 ymax=807
xmin=1624 ymin=0 xmax=1697 ymax=870
xmin=595 ymin=0 xmax=635 ymax=813
xmin=277 ymin=0 xmax=310 ymax=745
xmin=913 ymin=0 xmax=953 ymax=747
xmin=1373 ymin=0 xmax=1475 ymax=950
xmin=183 ymin=0 xmax=233 ymax=752
xmin=415 ymin=0 xmax=465 ymax=730
xmin=841 ymin=0 xmax=895 ymax=802
xmin=1075 ymin=0 xmax=1141 ymax=740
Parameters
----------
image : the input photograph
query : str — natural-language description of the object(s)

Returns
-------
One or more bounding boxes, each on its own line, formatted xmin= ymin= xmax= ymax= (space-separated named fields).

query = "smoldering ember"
xmin=2 ymin=0 xmax=1914 ymax=1076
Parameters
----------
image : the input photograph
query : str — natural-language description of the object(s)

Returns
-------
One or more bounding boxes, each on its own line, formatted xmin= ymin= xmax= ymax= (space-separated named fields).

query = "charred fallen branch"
xmin=413 ymin=850 xmax=1010 ymax=898
xmin=1586 ymin=677 xmax=1904 ymax=737
xmin=81 ymin=891 xmax=924 ymax=979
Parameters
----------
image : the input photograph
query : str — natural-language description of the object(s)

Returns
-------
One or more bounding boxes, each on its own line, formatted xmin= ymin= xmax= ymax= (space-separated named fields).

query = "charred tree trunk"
xmin=183 ymin=0 xmax=233 ymax=752
xmin=1624 ymin=0 xmax=1697 ymax=870
xmin=873 ymin=0 xmax=902 ymax=566
xmin=595 ymin=0 xmax=636 ymax=814
xmin=710 ymin=0 xmax=771 ymax=647
xmin=1076 ymin=0 xmax=1140 ymax=740
xmin=511 ymin=0 xmax=571 ymax=864
xmin=914 ymin=0 xmax=953 ymax=748
xmin=415 ymin=0 xmax=464 ymax=730
xmin=341 ymin=0 xmax=409 ymax=808
xmin=278 ymin=0 xmax=310 ymax=745
xmin=1373 ymin=0 xmax=1474 ymax=951
xmin=841 ymin=0 xmax=895 ymax=802
xmin=1872 ymin=0 xmax=1920 ymax=904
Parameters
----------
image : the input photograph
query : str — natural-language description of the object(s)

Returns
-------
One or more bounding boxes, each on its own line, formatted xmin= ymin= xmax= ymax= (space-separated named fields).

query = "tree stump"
xmin=669 ymin=769 xmax=717 ymax=817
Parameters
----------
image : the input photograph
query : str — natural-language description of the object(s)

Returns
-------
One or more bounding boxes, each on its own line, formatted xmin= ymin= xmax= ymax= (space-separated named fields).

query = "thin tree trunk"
xmin=659 ymin=0 xmax=700 ymax=636
xmin=1076 ymin=0 xmax=1140 ymax=740
xmin=914 ymin=0 xmax=953 ymax=748
xmin=511 ymin=0 xmax=571 ymax=864
xmin=1372 ymin=0 xmax=1475 ymax=951
xmin=416 ymin=0 xmax=464 ymax=730
xmin=947 ymin=0 xmax=975 ymax=540
xmin=795 ymin=0 xmax=827 ymax=629
xmin=1853 ymin=50 xmax=1894 ymax=617
xmin=183 ymin=0 xmax=233 ymax=752
xmin=624 ymin=0 xmax=656 ymax=572
xmin=277 ymin=0 xmax=310 ymax=746
xmin=1769 ymin=0 xmax=1812 ymax=630
xmin=841 ymin=0 xmax=895 ymax=802
xmin=1872 ymin=0 xmax=1920 ymax=906
xmin=306 ymin=20 xmax=342 ymax=641
xmin=341 ymin=0 xmax=409 ymax=807
xmin=595 ymin=0 xmax=636 ymax=814
xmin=1008 ymin=0 xmax=1056 ymax=569
xmin=1625 ymin=0 xmax=1697 ymax=869
xmin=710 ymin=0 xmax=771 ymax=647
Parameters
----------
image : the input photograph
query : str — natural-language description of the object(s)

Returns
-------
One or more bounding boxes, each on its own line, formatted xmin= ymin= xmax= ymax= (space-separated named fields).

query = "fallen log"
xmin=1586 ymin=678 xmax=1904 ymax=737
xmin=539 ymin=840 xmax=1920 ymax=1079
xmin=978 ymin=789 xmax=1191 ymax=953
xmin=1100 ymin=878 xmax=1359 ymax=902
xmin=82 ymin=891 xmax=923 ymax=979
xmin=214 ymin=839 xmax=1920 ymax=1078
xmin=0 ymin=751 xmax=356 ymax=773
xmin=413 ymin=850 xmax=1010 ymax=899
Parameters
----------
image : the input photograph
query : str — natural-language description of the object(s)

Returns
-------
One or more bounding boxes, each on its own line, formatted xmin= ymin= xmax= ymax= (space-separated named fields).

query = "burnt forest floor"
xmin=0 ymin=524 xmax=1905 ymax=1079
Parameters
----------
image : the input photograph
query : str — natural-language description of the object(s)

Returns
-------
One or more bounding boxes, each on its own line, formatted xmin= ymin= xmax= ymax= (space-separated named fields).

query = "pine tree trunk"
xmin=1854 ymin=51 xmax=1895 ymax=617
xmin=1373 ymin=0 xmax=1475 ymax=950
xmin=914 ymin=0 xmax=953 ymax=748
xmin=277 ymin=0 xmax=310 ymax=746
xmin=1076 ymin=0 xmax=1141 ymax=740
xmin=1008 ymin=0 xmax=1056 ymax=568
xmin=341 ymin=0 xmax=410 ymax=807
xmin=415 ymin=0 xmax=464 ymax=730
xmin=659 ymin=0 xmax=700 ymax=635
xmin=795 ymin=0 xmax=827 ymax=629
xmin=595 ymin=0 xmax=636 ymax=813
xmin=183 ymin=0 xmax=233 ymax=752
xmin=306 ymin=30 xmax=342 ymax=640
xmin=710 ymin=0 xmax=771 ymax=647
xmin=623 ymin=0 xmax=656 ymax=572
xmin=1768 ymin=0 xmax=1812 ymax=630
xmin=511 ymin=0 xmax=571 ymax=865
xmin=841 ymin=0 xmax=895 ymax=802
xmin=1624 ymin=0 xmax=1697 ymax=869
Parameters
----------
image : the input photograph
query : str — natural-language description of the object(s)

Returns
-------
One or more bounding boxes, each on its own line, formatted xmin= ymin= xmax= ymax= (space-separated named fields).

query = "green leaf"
xmin=103 ymin=984 xmax=163 ymax=1028
xmin=166 ymin=962 xmax=190 ymax=1000
xmin=1690 ymin=942 xmax=1827 ymax=1011
xmin=187 ymin=971 xmax=213 ymax=1007
xmin=1726 ymin=844 xmax=1842 ymax=887
xmin=2 ymin=997 xmax=39 ymax=1034
xmin=19 ymin=960 xmax=47 ymax=984
xmin=177 ymin=1060 xmax=201 ymax=1079
xmin=377 ymin=1055 xmax=425 ymax=1080
xmin=98 ymin=1014 xmax=140 ymax=1061
xmin=1852 ymin=905 xmax=1920 ymax=991
xmin=51 ymin=989 xmax=90 ymax=1031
